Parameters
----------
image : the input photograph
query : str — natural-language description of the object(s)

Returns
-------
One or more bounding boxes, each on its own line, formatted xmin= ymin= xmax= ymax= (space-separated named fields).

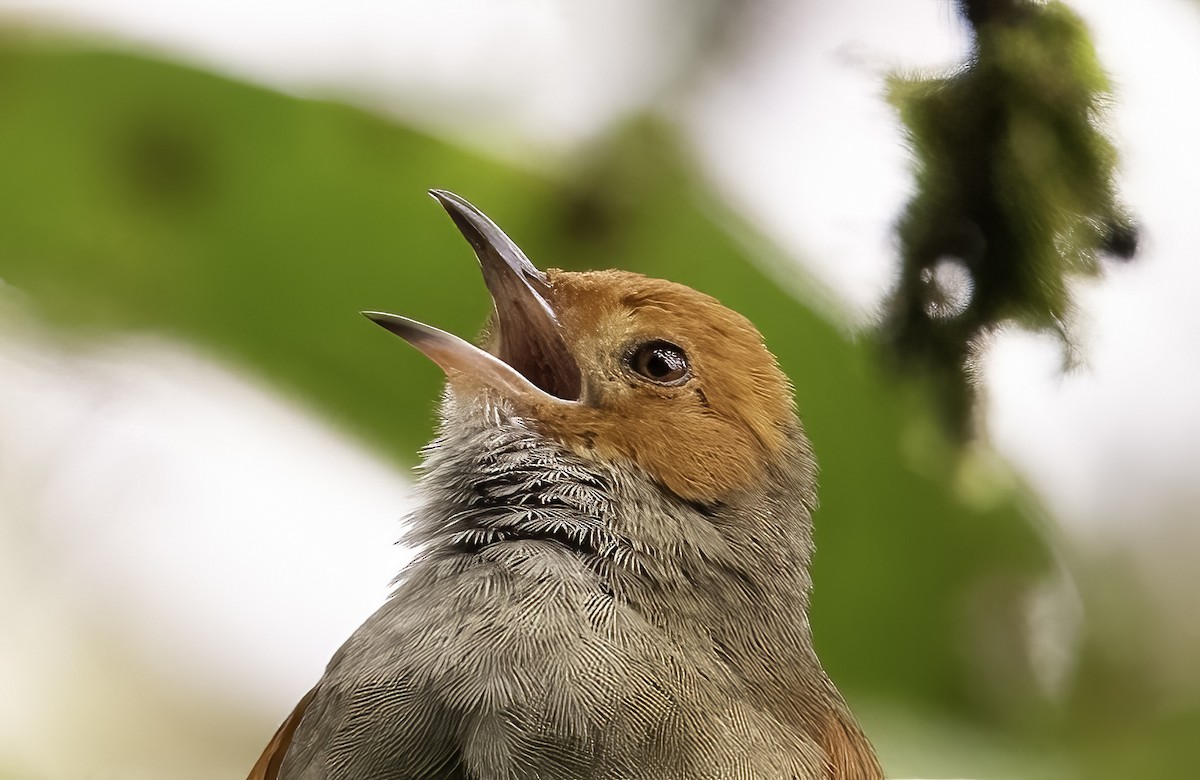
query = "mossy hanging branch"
xmin=885 ymin=0 xmax=1135 ymax=436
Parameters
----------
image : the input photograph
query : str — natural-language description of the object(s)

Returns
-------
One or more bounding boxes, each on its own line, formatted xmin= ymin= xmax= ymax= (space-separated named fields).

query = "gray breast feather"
xmin=279 ymin=542 xmax=822 ymax=779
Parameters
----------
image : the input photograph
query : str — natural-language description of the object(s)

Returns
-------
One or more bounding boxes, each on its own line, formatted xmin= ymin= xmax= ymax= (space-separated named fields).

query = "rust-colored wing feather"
xmin=247 ymin=686 xmax=318 ymax=780
xmin=819 ymin=708 xmax=885 ymax=780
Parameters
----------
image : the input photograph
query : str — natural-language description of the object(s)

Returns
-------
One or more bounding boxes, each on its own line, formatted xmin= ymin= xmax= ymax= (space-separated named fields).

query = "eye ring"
xmin=625 ymin=340 xmax=691 ymax=386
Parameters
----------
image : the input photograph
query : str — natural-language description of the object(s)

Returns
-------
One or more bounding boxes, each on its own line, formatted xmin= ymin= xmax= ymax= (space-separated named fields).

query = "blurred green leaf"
xmin=0 ymin=37 xmax=1054 ymax=776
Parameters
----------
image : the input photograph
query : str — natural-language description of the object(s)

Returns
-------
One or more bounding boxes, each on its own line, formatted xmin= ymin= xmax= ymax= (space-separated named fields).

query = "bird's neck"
xmin=408 ymin=399 xmax=878 ymax=777
xmin=594 ymin=428 xmax=849 ymax=731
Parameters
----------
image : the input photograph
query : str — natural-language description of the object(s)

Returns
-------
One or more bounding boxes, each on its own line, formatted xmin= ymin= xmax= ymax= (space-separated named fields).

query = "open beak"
xmin=364 ymin=189 xmax=581 ymax=406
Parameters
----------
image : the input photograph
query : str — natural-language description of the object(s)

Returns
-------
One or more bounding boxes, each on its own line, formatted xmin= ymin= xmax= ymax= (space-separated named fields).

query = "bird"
xmin=248 ymin=189 xmax=882 ymax=780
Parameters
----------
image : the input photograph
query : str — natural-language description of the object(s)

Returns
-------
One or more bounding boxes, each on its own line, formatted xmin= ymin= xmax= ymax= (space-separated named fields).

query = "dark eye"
xmin=627 ymin=340 xmax=690 ymax=385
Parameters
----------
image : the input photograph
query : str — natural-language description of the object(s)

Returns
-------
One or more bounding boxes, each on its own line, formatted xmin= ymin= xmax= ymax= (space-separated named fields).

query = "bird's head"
xmin=366 ymin=190 xmax=802 ymax=507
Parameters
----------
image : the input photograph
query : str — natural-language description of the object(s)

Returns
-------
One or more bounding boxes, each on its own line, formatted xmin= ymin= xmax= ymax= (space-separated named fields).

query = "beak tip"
xmin=362 ymin=311 xmax=415 ymax=341
xmin=428 ymin=188 xmax=462 ymax=216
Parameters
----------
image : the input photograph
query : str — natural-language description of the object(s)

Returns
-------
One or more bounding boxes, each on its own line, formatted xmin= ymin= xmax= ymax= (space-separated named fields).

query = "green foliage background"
xmin=0 ymin=25 xmax=1191 ymax=780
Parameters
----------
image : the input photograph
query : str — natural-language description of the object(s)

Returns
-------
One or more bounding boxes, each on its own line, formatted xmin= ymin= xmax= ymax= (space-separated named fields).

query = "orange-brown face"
xmin=520 ymin=269 xmax=796 ymax=504
xmin=367 ymin=191 xmax=798 ymax=505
